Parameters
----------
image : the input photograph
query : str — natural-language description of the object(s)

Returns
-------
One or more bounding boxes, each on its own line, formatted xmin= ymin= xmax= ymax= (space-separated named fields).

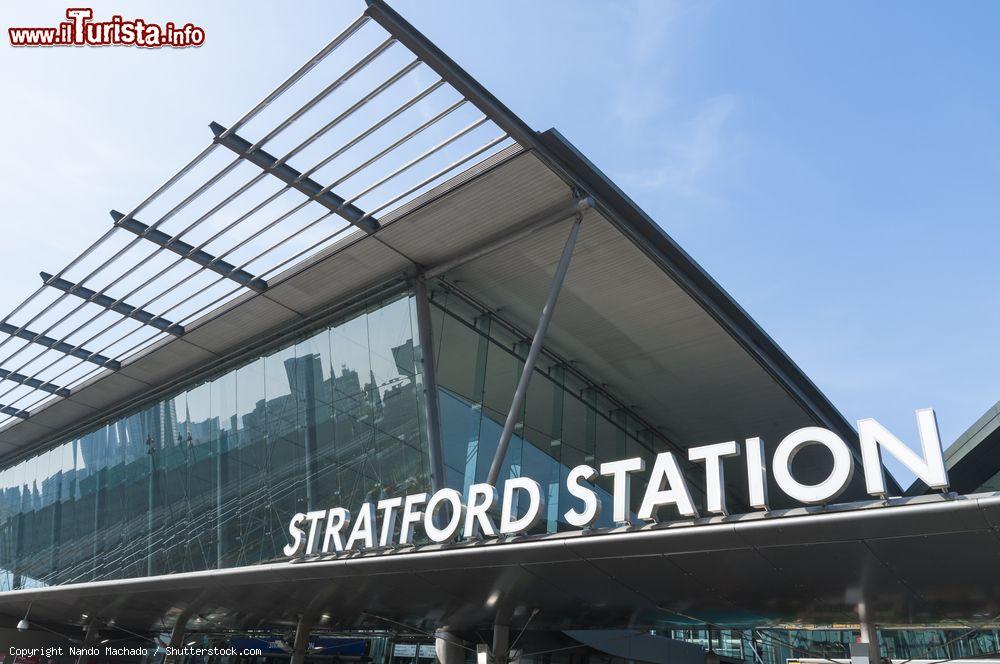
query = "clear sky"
xmin=1 ymin=1 xmax=998 ymax=487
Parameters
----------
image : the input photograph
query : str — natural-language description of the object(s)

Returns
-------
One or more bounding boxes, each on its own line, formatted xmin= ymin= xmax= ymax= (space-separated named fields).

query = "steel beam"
xmin=0 ymin=367 xmax=69 ymax=397
xmin=40 ymin=272 xmax=184 ymax=336
xmin=414 ymin=279 xmax=446 ymax=494
xmin=209 ymin=122 xmax=380 ymax=234
xmin=111 ymin=211 xmax=268 ymax=292
xmin=424 ymin=197 xmax=592 ymax=280
xmin=0 ymin=322 xmax=120 ymax=369
xmin=0 ymin=404 xmax=30 ymax=419
xmin=486 ymin=215 xmax=582 ymax=486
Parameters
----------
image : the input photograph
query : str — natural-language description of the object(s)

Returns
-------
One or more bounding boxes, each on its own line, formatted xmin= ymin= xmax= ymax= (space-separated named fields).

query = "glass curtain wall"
xmin=428 ymin=284 xmax=711 ymax=533
xmin=0 ymin=278 xmax=720 ymax=590
xmin=0 ymin=290 xmax=426 ymax=590
xmin=747 ymin=628 xmax=1000 ymax=664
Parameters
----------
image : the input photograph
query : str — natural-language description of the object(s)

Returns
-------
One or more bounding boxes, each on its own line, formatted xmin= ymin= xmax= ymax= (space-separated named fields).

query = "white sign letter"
xmin=377 ymin=497 xmax=402 ymax=548
xmin=858 ymin=408 xmax=949 ymax=496
xmin=564 ymin=464 xmax=602 ymax=528
xmin=745 ymin=437 xmax=769 ymax=510
xmin=345 ymin=503 xmax=376 ymax=551
xmin=399 ymin=493 xmax=428 ymax=546
xmin=500 ymin=477 xmax=545 ymax=535
xmin=303 ymin=510 xmax=327 ymax=554
xmin=637 ymin=452 xmax=698 ymax=521
xmin=283 ymin=512 xmax=306 ymax=556
xmin=688 ymin=441 xmax=740 ymax=515
xmin=599 ymin=457 xmax=645 ymax=524
xmin=321 ymin=508 xmax=351 ymax=553
xmin=463 ymin=483 xmax=497 ymax=539
xmin=424 ymin=489 xmax=465 ymax=543
xmin=773 ymin=427 xmax=853 ymax=505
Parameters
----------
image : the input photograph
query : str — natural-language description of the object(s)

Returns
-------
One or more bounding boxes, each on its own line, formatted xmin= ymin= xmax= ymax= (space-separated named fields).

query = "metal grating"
xmin=0 ymin=7 xmax=518 ymax=430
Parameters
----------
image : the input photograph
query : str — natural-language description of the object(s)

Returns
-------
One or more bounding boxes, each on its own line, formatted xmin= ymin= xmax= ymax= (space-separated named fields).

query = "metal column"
xmin=858 ymin=601 xmax=881 ymax=664
xmin=414 ymin=278 xmax=446 ymax=494
xmin=486 ymin=215 xmax=582 ymax=485
xmin=163 ymin=618 xmax=188 ymax=664
xmin=290 ymin=616 xmax=314 ymax=664
xmin=492 ymin=623 xmax=510 ymax=664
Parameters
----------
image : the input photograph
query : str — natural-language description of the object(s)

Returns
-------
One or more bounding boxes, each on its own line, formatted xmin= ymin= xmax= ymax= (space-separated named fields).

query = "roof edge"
xmin=536 ymin=128 xmax=903 ymax=495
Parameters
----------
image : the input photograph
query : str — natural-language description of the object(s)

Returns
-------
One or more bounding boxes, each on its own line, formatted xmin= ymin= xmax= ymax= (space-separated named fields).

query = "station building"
xmin=0 ymin=2 xmax=998 ymax=663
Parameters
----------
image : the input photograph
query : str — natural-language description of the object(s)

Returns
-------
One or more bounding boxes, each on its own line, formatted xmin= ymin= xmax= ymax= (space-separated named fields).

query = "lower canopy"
xmin=1 ymin=492 xmax=998 ymax=638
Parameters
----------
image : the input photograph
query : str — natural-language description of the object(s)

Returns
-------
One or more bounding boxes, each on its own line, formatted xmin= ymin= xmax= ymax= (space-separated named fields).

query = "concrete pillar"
xmin=493 ymin=623 xmax=510 ymax=664
xmin=290 ymin=617 xmax=313 ymax=664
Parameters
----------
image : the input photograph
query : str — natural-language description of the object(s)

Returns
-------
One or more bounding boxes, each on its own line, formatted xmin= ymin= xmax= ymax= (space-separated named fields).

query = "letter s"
xmin=283 ymin=512 xmax=306 ymax=556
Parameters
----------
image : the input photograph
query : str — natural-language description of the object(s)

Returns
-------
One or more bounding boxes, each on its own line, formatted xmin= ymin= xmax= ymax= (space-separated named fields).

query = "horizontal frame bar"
xmin=210 ymin=122 xmax=380 ymax=234
xmin=40 ymin=272 xmax=184 ymax=336
xmin=111 ymin=211 xmax=268 ymax=292
xmin=0 ymin=367 xmax=69 ymax=398
xmin=0 ymin=404 xmax=29 ymax=419
xmin=0 ymin=322 xmax=121 ymax=370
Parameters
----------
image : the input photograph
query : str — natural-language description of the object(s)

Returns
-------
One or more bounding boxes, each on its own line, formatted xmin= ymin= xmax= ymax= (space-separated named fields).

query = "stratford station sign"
xmin=283 ymin=409 xmax=949 ymax=558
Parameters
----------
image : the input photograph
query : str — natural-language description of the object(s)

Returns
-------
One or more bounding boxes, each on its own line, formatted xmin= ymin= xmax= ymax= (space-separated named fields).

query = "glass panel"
xmin=330 ymin=310 xmax=376 ymax=510
xmin=0 ymin=287 xmax=441 ymax=583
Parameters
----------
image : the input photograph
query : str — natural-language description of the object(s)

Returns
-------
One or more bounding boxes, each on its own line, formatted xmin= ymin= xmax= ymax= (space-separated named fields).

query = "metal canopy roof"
xmin=0 ymin=0 xmax=893 ymax=501
xmin=0 ymin=3 xmax=517 ymax=446
xmin=1 ymin=492 xmax=997 ymax=636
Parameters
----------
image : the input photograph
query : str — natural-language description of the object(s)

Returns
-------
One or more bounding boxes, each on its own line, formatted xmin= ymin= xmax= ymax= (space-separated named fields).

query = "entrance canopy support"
xmin=290 ymin=616 xmax=314 ymax=664
xmin=486 ymin=214 xmax=583 ymax=485
xmin=423 ymin=197 xmax=592 ymax=280
xmin=858 ymin=602 xmax=881 ymax=664
xmin=163 ymin=618 xmax=188 ymax=664
xmin=492 ymin=622 xmax=510 ymax=664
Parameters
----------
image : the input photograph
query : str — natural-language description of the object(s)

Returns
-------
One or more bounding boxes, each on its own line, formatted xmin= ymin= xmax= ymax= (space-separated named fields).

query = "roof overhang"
xmin=0 ymin=140 xmax=893 ymax=499
xmin=2 ymin=492 xmax=997 ymax=636
xmin=0 ymin=0 xmax=898 ymax=498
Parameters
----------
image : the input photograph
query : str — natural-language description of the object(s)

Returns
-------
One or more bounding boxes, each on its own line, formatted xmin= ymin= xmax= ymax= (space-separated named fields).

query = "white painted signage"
xmin=283 ymin=408 xmax=949 ymax=558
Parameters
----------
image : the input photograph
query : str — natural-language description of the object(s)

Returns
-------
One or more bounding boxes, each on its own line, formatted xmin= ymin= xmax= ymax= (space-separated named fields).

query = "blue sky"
xmin=1 ymin=1 xmax=998 ymax=486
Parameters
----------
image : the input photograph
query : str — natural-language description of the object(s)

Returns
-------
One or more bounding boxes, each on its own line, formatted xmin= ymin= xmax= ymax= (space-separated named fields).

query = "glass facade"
xmin=749 ymin=627 xmax=1000 ymax=664
xmin=0 ymin=280 xmax=697 ymax=590
xmin=428 ymin=284 xmax=709 ymax=533
xmin=0 ymin=289 xmax=428 ymax=590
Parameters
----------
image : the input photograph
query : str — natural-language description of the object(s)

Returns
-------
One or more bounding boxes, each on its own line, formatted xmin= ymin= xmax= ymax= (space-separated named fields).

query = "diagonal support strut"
xmin=111 ymin=210 xmax=268 ymax=292
xmin=40 ymin=272 xmax=185 ymax=336
xmin=209 ymin=122 xmax=380 ymax=234
xmin=486 ymin=214 xmax=583 ymax=486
